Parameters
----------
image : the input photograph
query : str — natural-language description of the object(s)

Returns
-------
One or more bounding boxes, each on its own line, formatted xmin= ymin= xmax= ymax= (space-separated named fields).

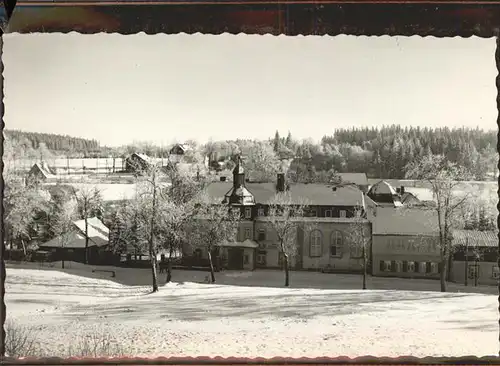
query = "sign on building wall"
xmin=385 ymin=237 xmax=438 ymax=254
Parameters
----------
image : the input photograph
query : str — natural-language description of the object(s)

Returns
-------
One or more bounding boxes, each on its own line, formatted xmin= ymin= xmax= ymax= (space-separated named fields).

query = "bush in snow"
xmin=5 ymin=320 xmax=41 ymax=358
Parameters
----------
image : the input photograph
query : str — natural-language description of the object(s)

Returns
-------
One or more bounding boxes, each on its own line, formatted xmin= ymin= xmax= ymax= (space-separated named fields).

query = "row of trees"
xmin=4 ymin=168 xmax=104 ymax=266
xmin=5 ymin=130 xmax=100 ymax=157
xmin=6 ymin=125 xmax=497 ymax=183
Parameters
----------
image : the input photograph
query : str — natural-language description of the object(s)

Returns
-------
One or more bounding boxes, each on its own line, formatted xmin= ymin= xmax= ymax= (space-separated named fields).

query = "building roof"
xmin=401 ymin=192 xmax=420 ymax=204
xmin=41 ymin=217 xmax=109 ymax=249
xmin=205 ymin=182 xmax=364 ymax=206
xmin=367 ymin=180 xmax=404 ymax=207
xmin=368 ymin=180 xmax=399 ymax=196
xmin=223 ymin=186 xmax=256 ymax=205
xmin=170 ymin=143 xmax=192 ymax=154
xmin=337 ymin=173 xmax=368 ymax=186
xmin=368 ymin=206 xmax=439 ymax=236
xmin=131 ymin=153 xmax=151 ymax=162
xmin=452 ymin=230 xmax=498 ymax=248
xmin=29 ymin=162 xmax=55 ymax=179
xmin=73 ymin=217 xmax=109 ymax=246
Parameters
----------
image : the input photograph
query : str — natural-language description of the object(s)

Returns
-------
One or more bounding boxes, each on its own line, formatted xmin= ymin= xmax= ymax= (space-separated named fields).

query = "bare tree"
xmin=266 ymin=192 xmax=310 ymax=287
xmin=346 ymin=206 xmax=371 ymax=290
xmin=405 ymin=154 xmax=473 ymax=292
xmin=190 ymin=197 xmax=240 ymax=283
xmin=72 ymin=186 xmax=103 ymax=264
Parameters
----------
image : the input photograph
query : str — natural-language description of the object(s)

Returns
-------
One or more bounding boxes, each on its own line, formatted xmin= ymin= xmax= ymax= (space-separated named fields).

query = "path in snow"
xmin=6 ymin=267 xmax=498 ymax=358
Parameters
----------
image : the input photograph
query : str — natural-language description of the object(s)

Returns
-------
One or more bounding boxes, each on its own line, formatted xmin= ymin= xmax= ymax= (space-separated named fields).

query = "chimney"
xmin=277 ymin=173 xmax=286 ymax=192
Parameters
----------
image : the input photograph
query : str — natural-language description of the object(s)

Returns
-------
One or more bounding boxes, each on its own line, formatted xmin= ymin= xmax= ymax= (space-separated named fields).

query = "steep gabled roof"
xmin=40 ymin=217 xmax=109 ymax=248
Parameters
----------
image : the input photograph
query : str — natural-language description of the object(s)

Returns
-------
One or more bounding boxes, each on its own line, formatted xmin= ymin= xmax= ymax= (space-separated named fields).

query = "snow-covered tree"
xmin=266 ymin=192 xmax=310 ymax=287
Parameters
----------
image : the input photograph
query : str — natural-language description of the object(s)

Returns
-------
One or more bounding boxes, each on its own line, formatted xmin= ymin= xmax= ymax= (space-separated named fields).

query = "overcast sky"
xmin=3 ymin=34 xmax=497 ymax=147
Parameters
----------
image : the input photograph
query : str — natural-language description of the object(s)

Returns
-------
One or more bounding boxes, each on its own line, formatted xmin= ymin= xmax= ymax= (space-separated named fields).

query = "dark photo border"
xmin=1 ymin=1 xmax=500 ymax=364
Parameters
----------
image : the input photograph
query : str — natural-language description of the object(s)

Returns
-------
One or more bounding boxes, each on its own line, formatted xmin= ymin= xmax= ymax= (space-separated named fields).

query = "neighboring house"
xmin=27 ymin=162 xmax=57 ymax=183
xmin=169 ymin=143 xmax=193 ymax=164
xmin=450 ymin=229 xmax=499 ymax=286
xmin=39 ymin=217 xmax=112 ymax=264
xmin=337 ymin=173 xmax=369 ymax=193
xmin=368 ymin=206 xmax=442 ymax=279
xmin=193 ymin=157 xmax=370 ymax=272
xmin=125 ymin=153 xmax=151 ymax=173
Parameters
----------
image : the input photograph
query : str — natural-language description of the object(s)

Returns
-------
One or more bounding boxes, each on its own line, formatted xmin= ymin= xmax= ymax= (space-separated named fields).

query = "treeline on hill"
xmin=203 ymin=126 xmax=497 ymax=181
xmin=4 ymin=129 xmax=101 ymax=158
xmin=4 ymin=126 xmax=497 ymax=181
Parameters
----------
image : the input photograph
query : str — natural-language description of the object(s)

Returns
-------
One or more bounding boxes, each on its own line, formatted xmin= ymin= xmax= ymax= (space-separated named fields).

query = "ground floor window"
xmin=257 ymin=251 xmax=267 ymax=266
xmin=380 ymin=260 xmax=392 ymax=272
xmin=380 ymin=260 xmax=439 ymax=274
xmin=492 ymin=266 xmax=500 ymax=279
xmin=244 ymin=254 xmax=249 ymax=265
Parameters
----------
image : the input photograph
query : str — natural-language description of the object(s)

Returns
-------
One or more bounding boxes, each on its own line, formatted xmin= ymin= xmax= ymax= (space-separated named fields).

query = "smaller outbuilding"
xmin=39 ymin=217 xmax=114 ymax=265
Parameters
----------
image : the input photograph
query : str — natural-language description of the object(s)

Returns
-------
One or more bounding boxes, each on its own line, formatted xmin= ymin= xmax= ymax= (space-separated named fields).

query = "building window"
xmin=244 ymin=255 xmax=249 ymax=265
xmin=258 ymin=229 xmax=266 ymax=241
xmin=394 ymin=260 xmax=403 ymax=273
xmin=407 ymin=261 xmax=416 ymax=273
xmin=257 ymin=251 xmax=267 ymax=266
xmin=330 ymin=231 xmax=343 ymax=257
xmin=428 ymin=262 xmax=439 ymax=274
xmin=380 ymin=260 xmax=392 ymax=272
xmin=258 ymin=208 xmax=265 ymax=217
xmin=339 ymin=210 xmax=346 ymax=218
xmin=309 ymin=230 xmax=323 ymax=257
xmin=245 ymin=207 xmax=252 ymax=219
xmin=310 ymin=208 xmax=317 ymax=217
xmin=418 ymin=262 xmax=426 ymax=273
xmin=325 ymin=210 xmax=333 ymax=218
xmin=244 ymin=227 xmax=252 ymax=239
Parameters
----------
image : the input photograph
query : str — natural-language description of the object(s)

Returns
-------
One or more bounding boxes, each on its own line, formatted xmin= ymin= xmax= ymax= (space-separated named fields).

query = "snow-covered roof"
xmin=73 ymin=217 xmax=109 ymax=246
xmin=40 ymin=217 xmax=109 ymax=248
xmin=368 ymin=180 xmax=398 ymax=196
xmin=337 ymin=173 xmax=369 ymax=186
xmin=452 ymin=230 xmax=498 ymax=248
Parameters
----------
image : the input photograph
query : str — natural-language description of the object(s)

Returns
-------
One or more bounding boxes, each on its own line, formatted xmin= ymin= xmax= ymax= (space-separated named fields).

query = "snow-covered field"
xmin=6 ymin=264 xmax=498 ymax=358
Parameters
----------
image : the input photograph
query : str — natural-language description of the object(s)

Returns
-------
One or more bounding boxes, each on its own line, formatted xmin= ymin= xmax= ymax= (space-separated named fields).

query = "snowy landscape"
xmin=6 ymin=262 xmax=499 ymax=358
xmin=3 ymin=34 xmax=499 ymax=360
